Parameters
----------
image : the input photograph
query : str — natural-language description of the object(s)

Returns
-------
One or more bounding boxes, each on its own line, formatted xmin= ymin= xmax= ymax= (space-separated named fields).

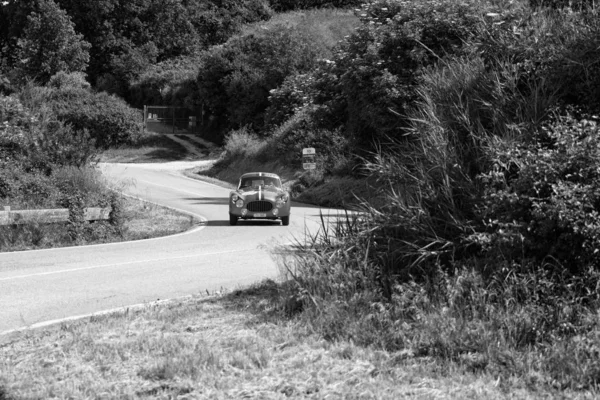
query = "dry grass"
xmin=120 ymin=196 xmax=198 ymax=241
xmin=0 ymin=281 xmax=581 ymax=400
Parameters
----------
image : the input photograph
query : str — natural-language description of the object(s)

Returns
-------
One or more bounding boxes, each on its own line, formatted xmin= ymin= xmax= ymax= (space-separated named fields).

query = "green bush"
xmin=47 ymin=71 xmax=91 ymax=90
xmin=0 ymin=95 xmax=30 ymax=159
xmin=128 ymin=55 xmax=201 ymax=108
xmin=197 ymin=23 xmax=324 ymax=137
xmin=221 ymin=126 xmax=266 ymax=160
xmin=268 ymin=0 xmax=362 ymax=12
xmin=529 ymin=0 xmax=596 ymax=10
xmin=289 ymin=0 xmax=487 ymax=152
xmin=269 ymin=107 xmax=349 ymax=170
xmin=42 ymin=87 xmax=142 ymax=148
xmin=477 ymin=109 xmax=600 ymax=272
xmin=53 ymin=166 xmax=111 ymax=208
xmin=187 ymin=0 xmax=273 ymax=48
xmin=264 ymin=73 xmax=316 ymax=129
xmin=1 ymin=93 xmax=98 ymax=172
xmin=479 ymin=6 xmax=600 ymax=113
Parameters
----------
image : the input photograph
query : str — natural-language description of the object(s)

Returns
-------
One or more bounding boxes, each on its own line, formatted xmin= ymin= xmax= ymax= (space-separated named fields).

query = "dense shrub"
xmin=0 ymin=163 xmax=59 ymax=206
xmin=47 ymin=71 xmax=91 ymax=90
xmin=128 ymin=55 xmax=201 ymax=108
xmin=264 ymin=73 xmax=316 ymax=129
xmin=529 ymin=0 xmax=596 ymax=10
xmin=281 ymin=0 xmax=486 ymax=152
xmin=269 ymin=107 xmax=349 ymax=170
xmin=0 ymin=95 xmax=30 ymax=159
xmin=268 ymin=0 xmax=362 ymax=12
xmin=32 ymin=87 xmax=142 ymax=148
xmin=1 ymin=93 xmax=98 ymax=171
xmin=220 ymin=126 xmax=266 ymax=162
xmin=478 ymin=6 xmax=600 ymax=113
xmin=477 ymin=110 xmax=600 ymax=272
xmin=187 ymin=0 xmax=273 ymax=49
xmin=197 ymin=24 xmax=324 ymax=137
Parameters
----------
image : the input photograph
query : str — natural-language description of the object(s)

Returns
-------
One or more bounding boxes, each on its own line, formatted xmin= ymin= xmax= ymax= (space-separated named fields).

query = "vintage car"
xmin=229 ymin=172 xmax=291 ymax=226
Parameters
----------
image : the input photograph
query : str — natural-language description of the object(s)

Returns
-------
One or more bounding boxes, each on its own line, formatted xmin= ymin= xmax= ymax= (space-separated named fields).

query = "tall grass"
xmin=275 ymin=6 xmax=600 ymax=391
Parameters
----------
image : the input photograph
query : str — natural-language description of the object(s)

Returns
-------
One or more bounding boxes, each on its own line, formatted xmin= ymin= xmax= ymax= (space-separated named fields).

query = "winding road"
xmin=0 ymin=162 xmax=328 ymax=335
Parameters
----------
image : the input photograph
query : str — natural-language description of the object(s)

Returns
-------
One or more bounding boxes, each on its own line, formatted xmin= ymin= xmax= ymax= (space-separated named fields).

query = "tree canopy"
xmin=13 ymin=0 xmax=90 ymax=84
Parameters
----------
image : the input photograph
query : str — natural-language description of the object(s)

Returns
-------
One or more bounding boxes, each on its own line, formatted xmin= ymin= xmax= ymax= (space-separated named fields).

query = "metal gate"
xmin=143 ymin=106 xmax=203 ymax=135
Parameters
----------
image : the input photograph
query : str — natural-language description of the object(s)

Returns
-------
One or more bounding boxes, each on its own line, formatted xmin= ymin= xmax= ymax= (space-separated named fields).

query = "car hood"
xmin=234 ymin=186 xmax=285 ymax=201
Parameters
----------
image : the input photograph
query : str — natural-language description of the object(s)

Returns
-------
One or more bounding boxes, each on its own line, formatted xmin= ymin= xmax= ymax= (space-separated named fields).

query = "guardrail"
xmin=0 ymin=206 xmax=111 ymax=225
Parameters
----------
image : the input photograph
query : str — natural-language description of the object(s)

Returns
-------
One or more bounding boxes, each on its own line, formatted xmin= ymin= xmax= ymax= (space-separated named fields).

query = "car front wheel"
xmin=229 ymin=214 xmax=238 ymax=226
xmin=281 ymin=216 xmax=289 ymax=226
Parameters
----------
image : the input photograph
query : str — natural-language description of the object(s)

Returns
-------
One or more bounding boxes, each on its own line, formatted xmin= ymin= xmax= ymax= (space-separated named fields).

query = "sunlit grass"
xmin=1 ymin=281 xmax=576 ymax=400
xmin=241 ymin=8 xmax=360 ymax=57
xmin=121 ymin=197 xmax=197 ymax=240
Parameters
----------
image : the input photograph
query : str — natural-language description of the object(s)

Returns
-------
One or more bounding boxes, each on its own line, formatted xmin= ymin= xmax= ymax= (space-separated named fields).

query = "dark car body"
xmin=228 ymin=172 xmax=291 ymax=225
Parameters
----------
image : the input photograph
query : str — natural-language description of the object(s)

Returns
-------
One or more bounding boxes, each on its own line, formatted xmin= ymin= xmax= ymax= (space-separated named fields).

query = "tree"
xmin=14 ymin=0 xmax=90 ymax=84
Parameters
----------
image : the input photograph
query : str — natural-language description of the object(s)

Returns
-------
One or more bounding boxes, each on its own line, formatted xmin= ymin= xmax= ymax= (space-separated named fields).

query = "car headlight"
xmin=276 ymin=194 xmax=289 ymax=208
xmin=235 ymin=199 xmax=244 ymax=208
xmin=231 ymin=194 xmax=239 ymax=203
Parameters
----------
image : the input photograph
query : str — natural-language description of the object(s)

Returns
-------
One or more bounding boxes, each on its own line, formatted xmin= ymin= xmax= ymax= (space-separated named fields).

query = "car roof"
xmin=239 ymin=172 xmax=281 ymax=179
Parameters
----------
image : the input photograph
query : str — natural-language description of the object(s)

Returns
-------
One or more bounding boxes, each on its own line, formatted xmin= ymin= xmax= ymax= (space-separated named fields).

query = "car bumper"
xmin=229 ymin=204 xmax=290 ymax=219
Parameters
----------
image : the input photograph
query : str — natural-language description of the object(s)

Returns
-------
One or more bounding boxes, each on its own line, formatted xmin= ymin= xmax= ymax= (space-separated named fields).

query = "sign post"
xmin=302 ymin=147 xmax=316 ymax=170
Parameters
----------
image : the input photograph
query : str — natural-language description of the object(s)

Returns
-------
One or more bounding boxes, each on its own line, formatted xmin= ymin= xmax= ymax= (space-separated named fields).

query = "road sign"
xmin=302 ymin=148 xmax=316 ymax=170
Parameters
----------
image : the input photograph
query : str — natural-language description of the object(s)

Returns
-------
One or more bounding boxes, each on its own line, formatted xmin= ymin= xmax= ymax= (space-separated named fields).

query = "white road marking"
xmin=0 ymin=248 xmax=253 ymax=281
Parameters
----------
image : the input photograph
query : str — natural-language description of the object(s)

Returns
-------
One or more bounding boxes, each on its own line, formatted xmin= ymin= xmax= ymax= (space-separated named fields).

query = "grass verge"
xmin=2 ymin=279 xmax=587 ymax=400
xmin=0 ymin=196 xmax=198 ymax=252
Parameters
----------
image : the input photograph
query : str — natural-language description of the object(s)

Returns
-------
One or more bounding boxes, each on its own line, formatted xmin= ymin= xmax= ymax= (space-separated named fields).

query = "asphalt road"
xmin=0 ymin=162 xmax=330 ymax=334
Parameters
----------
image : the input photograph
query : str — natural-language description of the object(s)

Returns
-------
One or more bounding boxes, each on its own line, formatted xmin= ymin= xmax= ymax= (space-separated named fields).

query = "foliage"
xmin=64 ymin=189 xmax=85 ymax=242
xmin=264 ymin=73 xmax=317 ymax=129
xmin=1 ymin=93 xmax=98 ymax=171
xmin=478 ymin=5 xmax=600 ymax=113
xmin=529 ymin=0 xmax=596 ymax=10
xmin=0 ymin=0 xmax=272 ymax=96
xmin=128 ymin=55 xmax=201 ymax=109
xmin=257 ymin=3 xmax=600 ymax=392
xmin=279 ymin=0 xmax=487 ymax=152
xmin=268 ymin=0 xmax=362 ymax=12
xmin=13 ymin=0 xmax=90 ymax=85
xmin=269 ymin=107 xmax=349 ymax=170
xmin=19 ymin=85 xmax=142 ymax=149
xmin=108 ymin=192 xmax=124 ymax=236
xmin=185 ymin=0 xmax=273 ymax=49
xmin=196 ymin=24 xmax=325 ymax=137
xmin=220 ymin=126 xmax=267 ymax=162
xmin=477 ymin=110 xmax=600 ymax=272
xmin=0 ymin=95 xmax=30 ymax=160
xmin=47 ymin=71 xmax=90 ymax=90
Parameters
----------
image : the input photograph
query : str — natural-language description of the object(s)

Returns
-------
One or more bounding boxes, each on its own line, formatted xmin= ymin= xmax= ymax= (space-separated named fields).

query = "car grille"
xmin=247 ymin=201 xmax=273 ymax=212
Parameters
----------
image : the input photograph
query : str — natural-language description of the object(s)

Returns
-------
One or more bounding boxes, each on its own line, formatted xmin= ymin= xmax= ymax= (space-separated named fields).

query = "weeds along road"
xmin=0 ymin=162 xmax=329 ymax=334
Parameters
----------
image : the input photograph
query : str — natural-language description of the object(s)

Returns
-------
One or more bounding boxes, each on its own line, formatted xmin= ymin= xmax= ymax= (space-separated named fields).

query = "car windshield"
xmin=239 ymin=176 xmax=281 ymax=189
